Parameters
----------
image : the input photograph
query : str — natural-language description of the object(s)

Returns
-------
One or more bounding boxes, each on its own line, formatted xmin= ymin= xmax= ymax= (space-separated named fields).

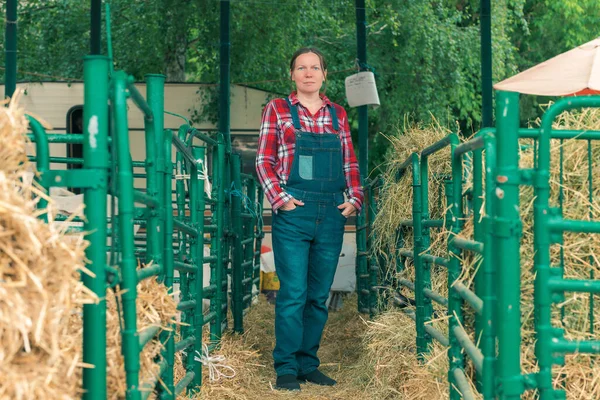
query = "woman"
xmin=256 ymin=47 xmax=363 ymax=391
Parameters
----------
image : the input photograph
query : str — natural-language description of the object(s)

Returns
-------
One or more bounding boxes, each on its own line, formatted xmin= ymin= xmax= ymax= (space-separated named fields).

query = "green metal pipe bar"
xmin=125 ymin=79 xmax=154 ymax=121
xmin=191 ymin=146 xmax=207 ymax=390
xmin=494 ymin=91 xmax=523 ymax=399
xmin=231 ymin=154 xmax=244 ymax=333
xmin=399 ymin=220 xmax=413 ymax=227
xmin=548 ymin=278 xmax=600 ymax=293
xmin=177 ymin=300 xmax=196 ymax=312
xmin=132 ymin=161 xmax=146 ymax=168
xmin=5 ymin=0 xmax=17 ymax=99
xmin=219 ymin=0 xmax=232 ymax=153
xmin=549 ymin=219 xmax=600 ymax=234
xmin=422 ymin=219 xmax=444 ymax=228
xmin=82 ymin=55 xmax=110 ymax=400
xmin=28 ymin=155 xmax=85 ymax=164
xmin=453 ymin=368 xmax=477 ymax=400
xmin=139 ymin=358 xmax=168 ymax=400
xmin=587 ymin=140 xmax=595 ymax=335
xmin=421 ymin=254 xmax=448 ymax=268
xmin=27 ymin=116 xmax=50 ymax=217
xmin=133 ymin=190 xmax=159 ymax=208
xmin=203 ymin=311 xmax=217 ymax=324
xmin=138 ymin=325 xmax=161 ymax=349
xmin=241 ymin=237 xmax=254 ymax=246
xmin=174 ymin=261 xmax=198 ymax=274
xmin=90 ymin=0 xmax=101 ymax=54
xmin=452 ymin=237 xmax=484 ymax=254
xmin=26 ymin=133 xmax=89 ymax=144
xmin=403 ymin=309 xmax=450 ymax=346
xmin=519 ymin=128 xmax=600 ymax=140
xmin=148 ymin=74 xmax=166 ymax=281
xmin=452 ymin=325 xmax=483 ymax=374
xmin=399 ymin=249 xmax=414 ymax=258
xmin=446 ymin=133 xmax=463 ymax=400
xmin=191 ymin=129 xmax=218 ymax=146
xmin=174 ymin=336 xmax=195 ymax=353
xmin=174 ymin=373 xmax=195 ymax=397
xmin=422 ymin=134 xmax=456 ymax=157
xmin=173 ymin=218 xmax=199 ymax=237
xmin=551 ymin=339 xmax=600 ymax=354
xmin=171 ymin=129 xmax=197 ymax=166
xmin=480 ymin=0 xmax=493 ymax=128
xmin=398 ymin=279 xmax=447 ymax=306
xmin=479 ymin=129 xmax=497 ymax=400
xmin=137 ymin=264 xmax=163 ymax=283
xmin=210 ymin=134 xmax=226 ymax=341
xmin=113 ymin=71 xmax=143 ymax=399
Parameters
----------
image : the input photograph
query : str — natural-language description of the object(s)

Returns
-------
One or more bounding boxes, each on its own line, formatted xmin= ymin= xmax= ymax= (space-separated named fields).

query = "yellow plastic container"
xmin=261 ymin=271 xmax=280 ymax=291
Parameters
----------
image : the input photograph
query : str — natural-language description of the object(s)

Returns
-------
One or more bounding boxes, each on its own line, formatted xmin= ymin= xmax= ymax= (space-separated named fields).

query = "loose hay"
xmin=106 ymin=276 xmax=178 ymax=399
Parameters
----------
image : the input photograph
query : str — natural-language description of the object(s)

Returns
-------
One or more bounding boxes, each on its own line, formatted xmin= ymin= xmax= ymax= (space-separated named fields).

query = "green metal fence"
xmin=26 ymin=56 xmax=263 ymax=398
xmin=364 ymin=91 xmax=600 ymax=399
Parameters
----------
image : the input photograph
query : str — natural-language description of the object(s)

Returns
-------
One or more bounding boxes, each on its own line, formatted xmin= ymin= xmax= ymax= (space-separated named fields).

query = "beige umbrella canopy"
xmin=494 ymin=37 xmax=600 ymax=96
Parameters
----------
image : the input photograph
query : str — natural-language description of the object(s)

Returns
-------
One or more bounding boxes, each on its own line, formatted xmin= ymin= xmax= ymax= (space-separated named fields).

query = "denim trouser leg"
xmin=272 ymin=207 xmax=312 ymax=376
xmin=272 ymin=201 xmax=345 ymax=377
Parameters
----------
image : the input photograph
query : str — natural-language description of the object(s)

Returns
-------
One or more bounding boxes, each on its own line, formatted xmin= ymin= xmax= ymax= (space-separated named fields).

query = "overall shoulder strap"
xmin=328 ymin=103 xmax=339 ymax=131
xmin=285 ymin=97 xmax=302 ymax=130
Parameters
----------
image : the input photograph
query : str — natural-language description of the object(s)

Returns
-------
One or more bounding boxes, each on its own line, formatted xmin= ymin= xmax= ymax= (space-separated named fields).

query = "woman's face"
xmin=291 ymin=52 xmax=327 ymax=95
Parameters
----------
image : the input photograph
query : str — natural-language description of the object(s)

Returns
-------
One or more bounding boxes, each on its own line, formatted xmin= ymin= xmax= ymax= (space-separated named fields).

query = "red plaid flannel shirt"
xmin=256 ymin=92 xmax=364 ymax=211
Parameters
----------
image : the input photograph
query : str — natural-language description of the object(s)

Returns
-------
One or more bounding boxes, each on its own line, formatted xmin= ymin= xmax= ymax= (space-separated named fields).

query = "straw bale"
xmin=0 ymin=93 xmax=95 ymax=399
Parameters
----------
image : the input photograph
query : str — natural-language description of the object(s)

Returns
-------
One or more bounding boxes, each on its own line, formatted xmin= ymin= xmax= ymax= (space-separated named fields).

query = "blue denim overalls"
xmin=272 ymin=98 xmax=347 ymax=377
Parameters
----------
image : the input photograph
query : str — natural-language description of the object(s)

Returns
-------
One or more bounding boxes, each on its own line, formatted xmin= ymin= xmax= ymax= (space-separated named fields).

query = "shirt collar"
xmin=289 ymin=92 xmax=332 ymax=108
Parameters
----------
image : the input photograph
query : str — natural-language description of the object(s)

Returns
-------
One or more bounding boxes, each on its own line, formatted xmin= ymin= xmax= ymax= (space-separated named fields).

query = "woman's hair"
xmin=289 ymin=47 xmax=327 ymax=72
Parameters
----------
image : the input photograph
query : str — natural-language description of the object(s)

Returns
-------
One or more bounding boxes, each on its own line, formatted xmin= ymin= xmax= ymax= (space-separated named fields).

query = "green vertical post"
xmin=211 ymin=134 xmax=226 ymax=342
xmin=254 ymin=187 xmax=264 ymax=296
xmin=447 ymin=135 xmax=463 ymax=400
xmin=5 ymin=0 xmax=17 ymax=99
xmin=419 ymin=153 xmax=433 ymax=347
xmin=191 ymin=146 xmax=207 ymax=390
xmin=82 ymin=55 xmax=110 ymax=400
xmin=147 ymin=74 xmax=166 ymax=279
xmin=480 ymin=0 xmax=493 ymax=128
xmin=481 ymin=130 xmax=497 ymax=400
xmin=112 ymin=71 xmax=141 ymax=400
xmin=231 ymin=154 xmax=244 ymax=333
xmin=494 ymin=91 xmax=523 ymax=399
xmin=355 ymin=0 xmax=369 ymax=312
xmin=143 ymin=77 xmax=161 ymax=269
xmin=588 ymin=140 xmax=595 ymax=334
xmin=367 ymin=184 xmax=378 ymax=317
xmin=245 ymin=178 xmax=257 ymax=306
xmin=160 ymin=129 xmax=175 ymax=398
xmin=412 ymin=153 xmax=429 ymax=357
xmin=473 ymin=141 xmax=484 ymax=390
xmin=219 ymin=0 xmax=231 ymax=153
xmin=91 ymin=0 xmax=102 ymax=55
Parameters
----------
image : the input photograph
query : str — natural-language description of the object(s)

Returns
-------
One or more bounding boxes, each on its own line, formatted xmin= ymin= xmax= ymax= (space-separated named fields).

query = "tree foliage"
xmin=1 ymin=0 xmax=598 ymax=173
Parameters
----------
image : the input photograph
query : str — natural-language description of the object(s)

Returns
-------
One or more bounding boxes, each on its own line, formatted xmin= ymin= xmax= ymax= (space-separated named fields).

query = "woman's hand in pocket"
xmin=280 ymin=197 xmax=304 ymax=211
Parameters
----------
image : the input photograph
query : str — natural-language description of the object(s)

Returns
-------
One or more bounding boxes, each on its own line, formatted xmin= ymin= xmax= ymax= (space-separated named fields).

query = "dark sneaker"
xmin=298 ymin=370 xmax=337 ymax=386
xmin=275 ymin=374 xmax=301 ymax=391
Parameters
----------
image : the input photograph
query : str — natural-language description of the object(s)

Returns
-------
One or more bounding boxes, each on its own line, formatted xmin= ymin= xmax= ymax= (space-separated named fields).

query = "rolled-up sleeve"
xmin=338 ymin=106 xmax=364 ymax=211
xmin=255 ymin=101 xmax=292 ymax=211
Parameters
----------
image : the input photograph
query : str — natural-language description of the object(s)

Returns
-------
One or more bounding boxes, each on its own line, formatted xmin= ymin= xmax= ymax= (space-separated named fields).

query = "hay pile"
xmin=0 ymin=95 xmax=95 ymax=399
xmin=370 ymin=118 xmax=454 ymax=272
